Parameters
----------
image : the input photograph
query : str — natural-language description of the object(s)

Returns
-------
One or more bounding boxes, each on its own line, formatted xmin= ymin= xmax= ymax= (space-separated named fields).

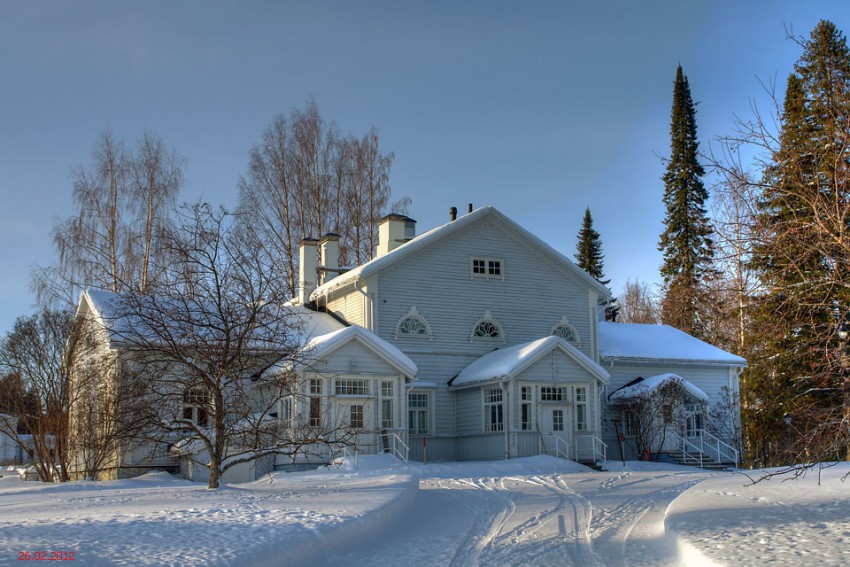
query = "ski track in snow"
xmin=6 ymin=459 xmax=849 ymax=567
xmin=315 ymin=469 xmax=709 ymax=567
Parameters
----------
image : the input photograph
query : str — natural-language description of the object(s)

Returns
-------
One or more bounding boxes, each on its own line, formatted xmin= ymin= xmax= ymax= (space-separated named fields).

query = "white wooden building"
xmin=69 ymin=205 xmax=745 ymax=480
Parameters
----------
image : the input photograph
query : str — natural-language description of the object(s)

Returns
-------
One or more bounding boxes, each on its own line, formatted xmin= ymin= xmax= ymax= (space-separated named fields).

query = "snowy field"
xmin=1 ymin=456 xmax=848 ymax=567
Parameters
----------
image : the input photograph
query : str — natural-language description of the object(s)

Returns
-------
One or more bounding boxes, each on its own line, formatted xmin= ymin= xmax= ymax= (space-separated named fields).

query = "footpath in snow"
xmin=1 ymin=456 xmax=849 ymax=566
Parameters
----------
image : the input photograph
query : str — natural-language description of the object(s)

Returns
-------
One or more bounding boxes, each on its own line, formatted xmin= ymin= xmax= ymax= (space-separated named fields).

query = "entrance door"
xmin=540 ymin=406 xmax=571 ymax=459
xmin=685 ymin=403 xmax=704 ymax=438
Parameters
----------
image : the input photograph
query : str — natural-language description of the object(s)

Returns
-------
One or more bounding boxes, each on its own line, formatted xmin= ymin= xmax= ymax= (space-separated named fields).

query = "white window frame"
xmin=470 ymin=256 xmax=504 ymax=280
xmin=408 ymin=391 xmax=432 ymax=435
xmin=335 ymin=378 xmax=370 ymax=397
xmin=308 ymin=378 xmax=322 ymax=427
xmin=381 ymin=380 xmax=394 ymax=429
xmin=483 ymin=388 xmax=504 ymax=433
xmin=540 ymin=387 xmax=566 ymax=402
xmin=574 ymin=386 xmax=588 ymax=431
xmin=394 ymin=306 xmax=433 ymax=340
xmin=470 ymin=310 xmax=506 ymax=342
xmin=349 ymin=404 xmax=365 ymax=429
xmin=183 ymin=388 xmax=211 ymax=428
xmin=520 ymin=385 xmax=534 ymax=431
xmin=550 ymin=316 xmax=582 ymax=346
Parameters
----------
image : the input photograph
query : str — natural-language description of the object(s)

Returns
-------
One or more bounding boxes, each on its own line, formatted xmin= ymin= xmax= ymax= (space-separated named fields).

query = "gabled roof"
xmin=608 ymin=373 xmax=709 ymax=403
xmin=267 ymin=325 xmax=418 ymax=378
xmin=79 ymin=290 xmax=347 ymax=350
xmin=598 ymin=322 xmax=746 ymax=366
xmin=450 ymin=336 xmax=609 ymax=388
xmin=311 ymin=206 xmax=612 ymax=301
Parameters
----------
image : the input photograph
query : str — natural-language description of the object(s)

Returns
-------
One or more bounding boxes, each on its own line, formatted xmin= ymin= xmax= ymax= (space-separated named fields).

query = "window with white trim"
xmin=394 ymin=306 xmax=433 ymax=339
xmin=183 ymin=388 xmax=211 ymax=427
xmin=349 ymin=404 xmax=364 ymax=429
xmin=408 ymin=392 xmax=430 ymax=435
xmin=520 ymin=386 xmax=533 ymax=431
xmin=624 ymin=411 xmax=639 ymax=437
xmin=484 ymin=388 xmax=504 ymax=432
xmin=281 ymin=396 xmax=294 ymax=428
xmin=575 ymin=386 xmax=588 ymax=431
xmin=381 ymin=380 xmax=394 ymax=429
xmin=551 ymin=316 xmax=581 ymax=346
xmin=309 ymin=379 xmax=322 ymax=427
xmin=540 ymin=387 xmax=565 ymax=402
xmin=470 ymin=310 xmax=505 ymax=341
xmin=552 ymin=409 xmax=564 ymax=431
xmin=335 ymin=378 xmax=369 ymax=396
xmin=470 ymin=257 xmax=504 ymax=279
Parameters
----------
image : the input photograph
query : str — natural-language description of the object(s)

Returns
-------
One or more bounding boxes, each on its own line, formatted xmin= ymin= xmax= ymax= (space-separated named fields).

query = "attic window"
xmin=470 ymin=310 xmax=505 ymax=342
xmin=470 ymin=257 xmax=503 ymax=280
xmin=394 ymin=306 xmax=433 ymax=340
xmin=551 ymin=316 xmax=581 ymax=346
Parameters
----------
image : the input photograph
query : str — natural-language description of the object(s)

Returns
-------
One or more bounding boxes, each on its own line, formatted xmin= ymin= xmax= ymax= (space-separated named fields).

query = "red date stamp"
xmin=18 ymin=551 xmax=75 ymax=561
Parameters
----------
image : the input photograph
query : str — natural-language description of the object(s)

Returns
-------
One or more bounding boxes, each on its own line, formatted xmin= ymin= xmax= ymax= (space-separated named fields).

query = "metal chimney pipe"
xmin=468 ymin=203 xmax=473 ymax=214
xmin=450 ymin=207 xmax=457 ymax=221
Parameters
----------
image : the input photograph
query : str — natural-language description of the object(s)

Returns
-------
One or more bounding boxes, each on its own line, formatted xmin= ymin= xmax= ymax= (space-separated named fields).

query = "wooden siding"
xmin=326 ymin=291 xmax=365 ymax=327
xmin=308 ymin=340 xmax=401 ymax=376
xmin=601 ymin=360 xmax=741 ymax=450
xmin=457 ymin=434 xmax=506 ymax=461
xmin=408 ymin=435 xmax=457 ymax=461
xmin=374 ymin=220 xmax=599 ymax=361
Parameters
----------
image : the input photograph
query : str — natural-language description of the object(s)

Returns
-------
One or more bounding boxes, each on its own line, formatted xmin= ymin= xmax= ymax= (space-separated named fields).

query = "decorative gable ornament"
xmin=394 ymin=306 xmax=433 ymax=340
xmin=550 ymin=315 xmax=581 ymax=346
xmin=470 ymin=310 xmax=506 ymax=342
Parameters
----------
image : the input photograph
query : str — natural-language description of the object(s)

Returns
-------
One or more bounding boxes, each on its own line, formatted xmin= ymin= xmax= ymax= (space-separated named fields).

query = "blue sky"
xmin=0 ymin=1 xmax=847 ymax=333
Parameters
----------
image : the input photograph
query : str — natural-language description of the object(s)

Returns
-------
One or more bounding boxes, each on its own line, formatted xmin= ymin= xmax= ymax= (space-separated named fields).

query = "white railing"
xmin=676 ymin=430 xmax=739 ymax=469
xmin=678 ymin=435 xmax=704 ymax=469
xmin=698 ymin=429 xmax=739 ymax=468
xmin=576 ymin=435 xmax=607 ymax=463
xmin=540 ymin=435 xmax=570 ymax=460
xmin=386 ymin=431 xmax=409 ymax=463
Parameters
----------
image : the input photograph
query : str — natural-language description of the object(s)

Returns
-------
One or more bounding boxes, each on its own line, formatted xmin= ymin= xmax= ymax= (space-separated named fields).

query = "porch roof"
xmin=450 ymin=336 xmax=609 ymax=388
xmin=607 ymin=373 xmax=709 ymax=404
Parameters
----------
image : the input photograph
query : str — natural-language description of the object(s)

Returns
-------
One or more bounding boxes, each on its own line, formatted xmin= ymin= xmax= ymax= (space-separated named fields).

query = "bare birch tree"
xmin=237 ymin=100 xmax=397 ymax=297
xmin=33 ymin=129 xmax=183 ymax=308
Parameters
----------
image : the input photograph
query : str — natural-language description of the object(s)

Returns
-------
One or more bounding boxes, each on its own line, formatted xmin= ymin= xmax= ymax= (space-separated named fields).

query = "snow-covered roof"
xmin=268 ymin=325 xmax=418 ymax=378
xmin=310 ymin=206 xmax=611 ymax=301
xmin=451 ymin=336 xmax=609 ymax=388
xmin=608 ymin=373 xmax=709 ymax=403
xmin=598 ymin=322 xmax=746 ymax=366
xmin=80 ymin=290 xmax=345 ymax=350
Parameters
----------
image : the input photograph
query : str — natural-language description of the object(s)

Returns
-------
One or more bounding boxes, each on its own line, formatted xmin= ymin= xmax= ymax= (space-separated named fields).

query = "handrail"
xmin=678 ymin=434 xmax=704 ymax=469
xmin=701 ymin=429 xmax=739 ymax=468
xmin=540 ymin=435 xmax=570 ymax=460
xmin=387 ymin=431 xmax=409 ymax=462
xmin=678 ymin=429 xmax=739 ymax=468
xmin=576 ymin=435 xmax=607 ymax=463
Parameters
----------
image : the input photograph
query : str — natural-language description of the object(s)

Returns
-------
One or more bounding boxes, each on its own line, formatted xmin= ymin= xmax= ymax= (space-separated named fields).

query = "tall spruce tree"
xmin=658 ymin=65 xmax=714 ymax=338
xmin=747 ymin=20 xmax=850 ymax=464
xmin=574 ymin=207 xmax=609 ymax=284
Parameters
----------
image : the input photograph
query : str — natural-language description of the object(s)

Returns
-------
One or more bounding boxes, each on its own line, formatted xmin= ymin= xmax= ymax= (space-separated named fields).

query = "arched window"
xmin=470 ymin=310 xmax=505 ymax=341
xmin=394 ymin=306 xmax=433 ymax=339
xmin=551 ymin=316 xmax=581 ymax=346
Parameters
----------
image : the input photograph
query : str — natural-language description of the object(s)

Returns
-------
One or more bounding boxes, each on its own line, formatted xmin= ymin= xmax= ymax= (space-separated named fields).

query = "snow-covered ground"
xmin=1 ymin=457 xmax=848 ymax=566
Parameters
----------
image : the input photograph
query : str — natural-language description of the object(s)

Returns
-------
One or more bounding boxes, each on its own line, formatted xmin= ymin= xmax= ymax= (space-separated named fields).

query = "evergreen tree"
xmin=747 ymin=20 xmax=850 ymax=464
xmin=574 ymin=207 xmax=609 ymax=284
xmin=658 ymin=65 xmax=715 ymax=338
